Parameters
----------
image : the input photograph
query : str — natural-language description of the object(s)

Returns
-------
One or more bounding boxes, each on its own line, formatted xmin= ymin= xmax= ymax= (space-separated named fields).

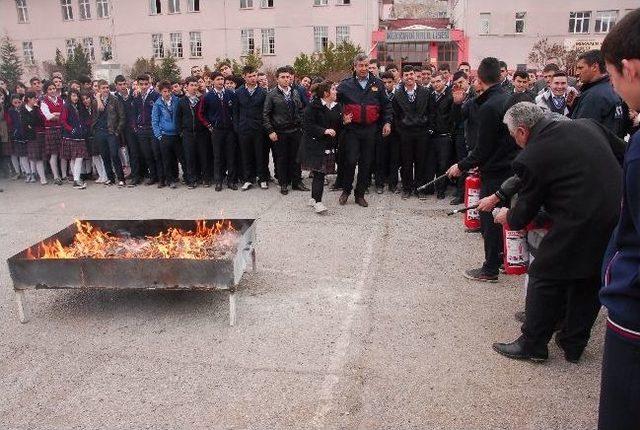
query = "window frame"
xmin=479 ymin=12 xmax=490 ymax=34
xmin=336 ymin=0 xmax=350 ymax=5
xmin=187 ymin=0 xmax=200 ymax=12
xmin=168 ymin=0 xmax=180 ymax=14
xmin=240 ymin=0 xmax=253 ymax=9
xmin=241 ymin=29 xmax=256 ymax=54
xmin=336 ymin=25 xmax=350 ymax=44
xmin=189 ymin=31 xmax=202 ymax=57
xmin=61 ymin=0 xmax=74 ymax=21
xmin=314 ymin=26 xmax=329 ymax=52
xmin=169 ymin=32 xmax=183 ymax=57
xmin=99 ymin=36 xmax=113 ymax=61
xmin=152 ymin=33 xmax=165 ymax=58
xmin=515 ymin=11 xmax=526 ymax=33
xmin=16 ymin=0 xmax=30 ymax=23
xmin=96 ymin=0 xmax=110 ymax=18
xmin=594 ymin=10 xmax=618 ymax=33
xmin=22 ymin=41 xmax=34 ymax=65
xmin=79 ymin=0 xmax=91 ymax=19
xmin=149 ymin=0 xmax=162 ymax=15
xmin=260 ymin=0 xmax=273 ymax=8
xmin=569 ymin=11 xmax=591 ymax=34
xmin=261 ymin=28 xmax=275 ymax=55
xmin=313 ymin=0 xmax=328 ymax=6
xmin=65 ymin=38 xmax=77 ymax=57
xmin=82 ymin=37 xmax=96 ymax=62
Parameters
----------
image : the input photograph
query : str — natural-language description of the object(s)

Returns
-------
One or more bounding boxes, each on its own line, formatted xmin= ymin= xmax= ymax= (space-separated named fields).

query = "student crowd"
xmin=1 ymin=9 xmax=640 ymax=428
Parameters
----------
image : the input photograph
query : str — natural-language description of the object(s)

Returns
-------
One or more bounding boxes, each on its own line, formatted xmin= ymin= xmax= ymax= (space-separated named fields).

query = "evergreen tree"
xmin=129 ymin=57 xmax=159 ymax=81
xmin=157 ymin=55 xmax=181 ymax=82
xmin=55 ymin=45 xmax=92 ymax=81
xmin=0 ymin=36 xmax=24 ymax=87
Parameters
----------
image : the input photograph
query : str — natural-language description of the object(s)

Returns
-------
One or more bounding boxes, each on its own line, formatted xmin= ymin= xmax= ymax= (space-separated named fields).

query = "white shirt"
xmin=278 ymin=85 xmax=291 ymax=97
xmin=321 ymin=99 xmax=337 ymax=110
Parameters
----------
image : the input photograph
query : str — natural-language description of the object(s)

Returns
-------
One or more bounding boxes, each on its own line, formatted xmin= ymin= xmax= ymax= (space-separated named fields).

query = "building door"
xmin=437 ymin=41 xmax=459 ymax=72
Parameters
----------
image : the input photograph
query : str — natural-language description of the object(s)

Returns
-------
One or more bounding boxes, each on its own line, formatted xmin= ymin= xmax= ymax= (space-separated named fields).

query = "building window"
xmin=314 ymin=26 xmax=328 ymax=51
xmin=479 ymin=13 xmax=490 ymax=34
xmin=16 ymin=0 xmax=29 ymax=23
xmin=314 ymin=0 xmax=328 ymax=5
xmin=336 ymin=26 xmax=350 ymax=44
xmin=152 ymin=33 xmax=164 ymax=58
xmin=515 ymin=11 xmax=526 ymax=33
xmin=96 ymin=0 xmax=109 ymax=18
xmin=149 ymin=0 xmax=161 ymax=14
xmin=595 ymin=10 xmax=617 ymax=33
xmin=79 ymin=0 xmax=91 ymax=19
xmin=22 ymin=41 xmax=34 ymax=64
xmin=240 ymin=0 xmax=253 ymax=8
xmin=189 ymin=31 xmax=202 ymax=57
xmin=65 ymin=38 xmax=77 ymax=57
xmin=187 ymin=0 xmax=199 ymax=12
xmin=261 ymin=28 xmax=275 ymax=54
xmin=169 ymin=32 xmax=183 ymax=57
xmin=99 ymin=36 xmax=112 ymax=60
xmin=569 ymin=11 xmax=591 ymax=33
xmin=261 ymin=0 xmax=273 ymax=7
xmin=337 ymin=0 xmax=350 ymax=4
xmin=61 ymin=0 xmax=74 ymax=20
xmin=82 ymin=37 xmax=95 ymax=61
xmin=168 ymin=0 xmax=180 ymax=13
xmin=241 ymin=29 xmax=255 ymax=54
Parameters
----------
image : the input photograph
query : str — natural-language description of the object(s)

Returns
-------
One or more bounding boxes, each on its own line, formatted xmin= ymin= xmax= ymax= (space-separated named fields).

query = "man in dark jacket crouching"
xmin=492 ymin=102 xmax=624 ymax=363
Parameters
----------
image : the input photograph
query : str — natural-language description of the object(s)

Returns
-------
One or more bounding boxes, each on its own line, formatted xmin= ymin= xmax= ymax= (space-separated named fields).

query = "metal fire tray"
xmin=6 ymin=219 xmax=257 ymax=326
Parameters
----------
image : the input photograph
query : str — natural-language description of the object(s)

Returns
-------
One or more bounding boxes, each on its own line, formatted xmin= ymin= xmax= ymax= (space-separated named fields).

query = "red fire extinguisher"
xmin=464 ymin=174 xmax=481 ymax=230
xmin=502 ymin=223 xmax=529 ymax=275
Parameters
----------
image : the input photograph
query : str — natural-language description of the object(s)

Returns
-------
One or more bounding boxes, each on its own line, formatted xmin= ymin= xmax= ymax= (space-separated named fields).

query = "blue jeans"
xmin=95 ymin=130 xmax=124 ymax=182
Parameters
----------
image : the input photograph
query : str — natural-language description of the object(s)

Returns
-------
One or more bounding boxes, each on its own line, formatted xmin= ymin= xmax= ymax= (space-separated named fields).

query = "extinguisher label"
xmin=506 ymin=230 xmax=529 ymax=266
xmin=467 ymin=189 xmax=480 ymax=220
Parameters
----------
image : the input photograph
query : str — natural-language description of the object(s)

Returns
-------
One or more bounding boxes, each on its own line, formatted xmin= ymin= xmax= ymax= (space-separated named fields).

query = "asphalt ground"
xmin=0 ymin=177 xmax=604 ymax=429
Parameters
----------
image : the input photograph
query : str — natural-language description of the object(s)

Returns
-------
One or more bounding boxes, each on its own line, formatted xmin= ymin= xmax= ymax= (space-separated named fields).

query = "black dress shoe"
xmin=436 ymin=191 xmax=446 ymax=200
xmin=376 ymin=186 xmax=384 ymax=194
xmin=228 ymin=182 xmax=238 ymax=190
xmin=338 ymin=192 xmax=348 ymax=205
xmin=215 ymin=183 xmax=223 ymax=191
xmin=554 ymin=336 xmax=581 ymax=363
xmin=292 ymin=182 xmax=309 ymax=191
xmin=280 ymin=185 xmax=289 ymax=195
xmin=492 ymin=337 xmax=548 ymax=362
xmin=514 ymin=311 xmax=526 ymax=323
xmin=355 ymin=196 xmax=368 ymax=207
xmin=450 ymin=196 xmax=464 ymax=205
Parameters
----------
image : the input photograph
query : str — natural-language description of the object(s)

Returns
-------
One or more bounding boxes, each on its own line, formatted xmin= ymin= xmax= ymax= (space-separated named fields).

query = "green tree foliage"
xmin=129 ymin=57 xmax=160 ymax=81
xmin=527 ymin=38 xmax=567 ymax=70
xmin=293 ymin=41 xmax=363 ymax=78
xmin=0 ymin=36 xmax=24 ymax=87
xmin=55 ymin=44 xmax=92 ymax=82
xmin=215 ymin=51 xmax=264 ymax=75
xmin=157 ymin=55 xmax=181 ymax=82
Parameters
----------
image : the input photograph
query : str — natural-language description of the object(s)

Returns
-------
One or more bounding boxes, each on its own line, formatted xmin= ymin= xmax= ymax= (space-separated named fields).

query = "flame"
xmin=29 ymin=220 xmax=239 ymax=260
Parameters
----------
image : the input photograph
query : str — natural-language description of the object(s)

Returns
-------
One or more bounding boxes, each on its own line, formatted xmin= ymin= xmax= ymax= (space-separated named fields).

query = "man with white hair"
xmin=492 ymin=102 xmax=624 ymax=363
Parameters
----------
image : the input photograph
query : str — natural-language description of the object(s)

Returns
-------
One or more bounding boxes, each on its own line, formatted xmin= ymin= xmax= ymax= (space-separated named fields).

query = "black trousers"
xmin=122 ymin=126 xmax=141 ymax=181
xmin=312 ymin=171 xmax=325 ymax=202
xmin=479 ymin=174 xmax=509 ymax=275
xmin=273 ymin=130 xmax=302 ymax=187
xmin=432 ymin=134 xmax=453 ymax=193
xmin=182 ymin=130 xmax=206 ymax=185
xmin=160 ymin=135 xmax=180 ymax=184
xmin=137 ymin=131 xmax=161 ymax=182
xmin=95 ymin=131 xmax=125 ymax=182
xmin=194 ymin=130 xmax=212 ymax=183
xmin=335 ymin=135 xmax=346 ymax=188
xmin=522 ymin=275 xmax=601 ymax=356
xmin=598 ymin=325 xmax=640 ymax=430
xmin=342 ymin=126 xmax=376 ymax=198
xmin=399 ymin=130 xmax=429 ymax=191
xmin=453 ymin=130 xmax=468 ymax=197
xmin=211 ymin=128 xmax=236 ymax=185
xmin=375 ymin=131 xmax=400 ymax=188
xmin=239 ymin=131 xmax=267 ymax=183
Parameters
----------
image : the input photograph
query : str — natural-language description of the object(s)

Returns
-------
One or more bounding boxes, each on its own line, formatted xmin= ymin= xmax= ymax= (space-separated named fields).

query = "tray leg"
xmin=229 ymin=290 xmax=237 ymax=327
xmin=251 ymin=248 xmax=257 ymax=272
xmin=15 ymin=290 xmax=29 ymax=323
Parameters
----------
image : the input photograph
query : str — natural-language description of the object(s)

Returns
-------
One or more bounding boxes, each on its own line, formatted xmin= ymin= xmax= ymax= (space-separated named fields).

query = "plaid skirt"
xmin=12 ymin=139 xmax=28 ymax=157
xmin=86 ymin=137 xmax=101 ymax=156
xmin=44 ymin=126 xmax=62 ymax=156
xmin=61 ymin=137 xmax=89 ymax=159
xmin=2 ymin=138 xmax=14 ymax=156
xmin=28 ymin=132 xmax=45 ymax=160
xmin=302 ymin=151 xmax=336 ymax=175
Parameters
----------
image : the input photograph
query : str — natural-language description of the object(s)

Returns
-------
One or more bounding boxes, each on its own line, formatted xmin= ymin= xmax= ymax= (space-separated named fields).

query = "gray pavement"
xmin=0 ymin=178 xmax=603 ymax=429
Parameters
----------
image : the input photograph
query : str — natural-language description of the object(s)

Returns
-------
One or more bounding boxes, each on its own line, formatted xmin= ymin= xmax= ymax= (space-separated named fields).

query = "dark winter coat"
xmin=133 ymin=89 xmax=160 ymax=133
xmin=233 ymin=85 xmax=267 ymax=134
xmin=336 ymin=73 xmax=392 ymax=128
xmin=392 ymin=84 xmax=432 ymax=133
xmin=263 ymin=86 xmax=304 ymax=134
xmin=507 ymin=117 xmax=624 ymax=280
xmin=571 ymin=75 xmax=626 ymax=137
xmin=300 ymin=98 xmax=343 ymax=171
xmin=430 ymin=87 xmax=454 ymax=135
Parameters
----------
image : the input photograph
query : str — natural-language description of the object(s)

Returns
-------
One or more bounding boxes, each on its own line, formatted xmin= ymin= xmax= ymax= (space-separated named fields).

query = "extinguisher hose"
xmin=416 ymin=173 xmax=449 ymax=192
xmin=447 ymin=204 xmax=479 ymax=216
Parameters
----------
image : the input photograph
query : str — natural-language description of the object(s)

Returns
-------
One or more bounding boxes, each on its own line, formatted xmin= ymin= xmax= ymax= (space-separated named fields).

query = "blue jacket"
xmin=198 ymin=89 xmax=235 ymax=130
xmin=133 ymin=89 xmax=160 ymax=132
xmin=601 ymin=130 xmax=640 ymax=332
xmin=151 ymin=95 xmax=179 ymax=139
xmin=571 ymin=75 xmax=625 ymax=137
xmin=233 ymin=85 xmax=266 ymax=134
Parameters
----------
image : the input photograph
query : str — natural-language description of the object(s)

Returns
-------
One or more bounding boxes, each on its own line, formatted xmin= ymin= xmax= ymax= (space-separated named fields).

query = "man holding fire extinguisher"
xmin=492 ymin=102 xmax=624 ymax=363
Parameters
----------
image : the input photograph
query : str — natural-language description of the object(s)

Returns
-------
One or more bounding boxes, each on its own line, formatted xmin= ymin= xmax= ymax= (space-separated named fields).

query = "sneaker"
xmin=117 ymin=180 xmax=126 ymax=187
xmin=241 ymin=182 xmax=252 ymax=191
xmin=418 ymin=192 xmax=428 ymax=201
xmin=41 ymin=180 xmax=48 ymax=186
xmin=314 ymin=201 xmax=328 ymax=214
xmin=104 ymin=180 xmax=113 ymax=186
xmin=260 ymin=181 xmax=268 ymax=190
xmin=376 ymin=186 xmax=384 ymax=194
xmin=169 ymin=182 xmax=177 ymax=189
xmin=11 ymin=173 xmax=22 ymax=180
xmin=187 ymin=183 xmax=196 ymax=189
xmin=95 ymin=177 xmax=107 ymax=184
xmin=463 ymin=268 xmax=499 ymax=283
xmin=228 ymin=182 xmax=238 ymax=190
xmin=54 ymin=178 xmax=63 ymax=186
xmin=73 ymin=181 xmax=87 ymax=189
xmin=307 ymin=198 xmax=316 ymax=207
xmin=292 ymin=182 xmax=310 ymax=192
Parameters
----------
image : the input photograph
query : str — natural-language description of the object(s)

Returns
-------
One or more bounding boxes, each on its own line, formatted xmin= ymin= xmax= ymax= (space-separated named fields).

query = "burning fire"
xmin=27 ymin=220 xmax=239 ymax=260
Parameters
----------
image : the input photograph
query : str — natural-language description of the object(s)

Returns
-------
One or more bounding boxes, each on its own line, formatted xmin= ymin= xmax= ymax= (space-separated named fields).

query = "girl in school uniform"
xmin=2 ymin=92 xmax=23 ymax=179
xmin=60 ymin=90 xmax=90 ymax=189
xmin=23 ymin=92 xmax=47 ymax=184
xmin=40 ymin=80 xmax=64 ymax=185
xmin=7 ymin=95 xmax=34 ymax=182
xmin=81 ymin=91 xmax=108 ymax=183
